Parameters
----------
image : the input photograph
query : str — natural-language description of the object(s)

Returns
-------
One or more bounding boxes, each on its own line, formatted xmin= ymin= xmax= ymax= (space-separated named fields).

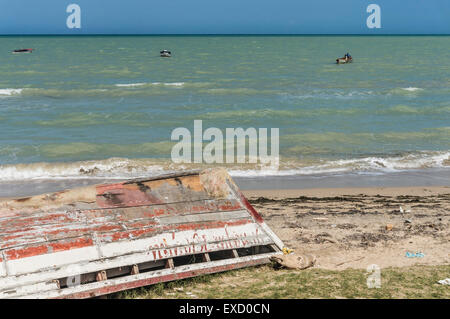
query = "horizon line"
xmin=1 ymin=33 xmax=450 ymax=36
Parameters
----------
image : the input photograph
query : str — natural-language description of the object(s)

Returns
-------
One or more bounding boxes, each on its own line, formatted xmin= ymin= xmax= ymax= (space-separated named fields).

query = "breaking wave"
xmin=0 ymin=82 xmax=212 ymax=98
xmin=401 ymin=87 xmax=423 ymax=92
xmin=0 ymin=88 xmax=23 ymax=96
xmin=115 ymin=82 xmax=186 ymax=87
xmin=115 ymin=83 xmax=147 ymax=87
xmin=0 ymin=151 xmax=448 ymax=181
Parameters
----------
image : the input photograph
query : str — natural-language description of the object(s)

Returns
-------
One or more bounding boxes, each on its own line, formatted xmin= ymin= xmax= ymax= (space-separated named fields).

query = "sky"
xmin=0 ymin=0 xmax=449 ymax=34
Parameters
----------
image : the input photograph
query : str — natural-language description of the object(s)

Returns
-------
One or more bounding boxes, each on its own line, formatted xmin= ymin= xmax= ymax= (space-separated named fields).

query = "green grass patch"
xmin=111 ymin=264 xmax=450 ymax=299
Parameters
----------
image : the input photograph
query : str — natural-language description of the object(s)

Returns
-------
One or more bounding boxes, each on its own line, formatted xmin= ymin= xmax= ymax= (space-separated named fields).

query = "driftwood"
xmin=270 ymin=253 xmax=316 ymax=270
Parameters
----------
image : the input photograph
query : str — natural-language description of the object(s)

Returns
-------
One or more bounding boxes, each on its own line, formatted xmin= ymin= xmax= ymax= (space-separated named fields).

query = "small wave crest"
xmin=151 ymin=82 xmax=185 ymax=87
xmin=115 ymin=83 xmax=146 ymax=87
xmin=0 ymin=88 xmax=23 ymax=96
xmin=401 ymin=87 xmax=423 ymax=92
xmin=229 ymin=152 xmax=450 ymax=177
xmin=389 ymin=87 xmax=425 ymax=96
xmin=0 ymin=82 xmax=206 ymax=99
xmin=0 ymin=158 xmax=170 ymax=181
xmin=115 ymin=82 xmax=185 ymax=87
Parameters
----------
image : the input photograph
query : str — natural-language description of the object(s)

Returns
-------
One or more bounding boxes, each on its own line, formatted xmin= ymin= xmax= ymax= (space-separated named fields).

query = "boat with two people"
xmin=336 ymin=52 xmax=352 ymax=64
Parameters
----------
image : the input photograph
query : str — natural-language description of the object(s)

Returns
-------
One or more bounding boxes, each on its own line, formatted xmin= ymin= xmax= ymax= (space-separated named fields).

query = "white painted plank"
xmin=0 ymin=232 xmax=273 ymax=291
xmin=14 ymin=252 xmax=281 ymax=299
xmin=0 ymin=280 xmax=59 ymax=298
xmin=0 ymin=254 xmax=6 ymax=278
xmin=99 ymin=223 xmax=263 ymax=258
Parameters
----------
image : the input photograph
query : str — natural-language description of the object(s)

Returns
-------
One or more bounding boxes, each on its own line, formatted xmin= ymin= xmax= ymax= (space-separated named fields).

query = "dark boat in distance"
xmin=13 ymin=48 xmax=33 ymax=54
xmin=336 ymin=56 xmax=352 ymax=64
xmin=160 ymin=50 xmax=171 ymax=57
xmin=336 ymin=53 xmax=352 ymax=64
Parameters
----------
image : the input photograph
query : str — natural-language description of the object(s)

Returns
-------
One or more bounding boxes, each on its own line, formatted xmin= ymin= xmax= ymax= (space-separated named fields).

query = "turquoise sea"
xmin=0 ymin=35 xmax=449 ymax=184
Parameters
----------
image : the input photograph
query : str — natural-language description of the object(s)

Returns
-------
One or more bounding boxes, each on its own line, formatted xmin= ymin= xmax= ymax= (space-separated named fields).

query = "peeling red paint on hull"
xmin=0 ymin=168 xmax=283 ymax=299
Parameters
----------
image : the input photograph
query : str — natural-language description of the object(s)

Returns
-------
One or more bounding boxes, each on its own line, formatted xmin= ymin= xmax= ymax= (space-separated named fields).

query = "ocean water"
xmin=0 ymin=35 xmax=449 ymax=184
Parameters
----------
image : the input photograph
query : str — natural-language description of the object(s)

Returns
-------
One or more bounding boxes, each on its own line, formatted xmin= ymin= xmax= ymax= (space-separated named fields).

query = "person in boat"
xmin=344 ymin=52 xmax=351 ymax=60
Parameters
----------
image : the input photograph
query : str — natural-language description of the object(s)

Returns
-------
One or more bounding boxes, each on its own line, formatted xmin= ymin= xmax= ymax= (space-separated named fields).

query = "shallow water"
xmin=0 ymin=35 xmax=449 ymax=182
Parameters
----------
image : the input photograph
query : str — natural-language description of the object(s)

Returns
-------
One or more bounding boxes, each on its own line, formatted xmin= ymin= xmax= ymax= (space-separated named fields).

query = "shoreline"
xmin=243 ymin=185 xmax=450 ymax=198
xmin=234 ymin=168 xmax=450 ymax=191
xmin=1 ymin=167 xmax=448 ymax=198
xmin=1 ymin=183 xmax=449 ymax=201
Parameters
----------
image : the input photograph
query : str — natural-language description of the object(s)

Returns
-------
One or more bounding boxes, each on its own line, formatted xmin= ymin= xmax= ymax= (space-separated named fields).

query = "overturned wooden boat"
xmin=0 ymin=168 xmax=283 ymax=299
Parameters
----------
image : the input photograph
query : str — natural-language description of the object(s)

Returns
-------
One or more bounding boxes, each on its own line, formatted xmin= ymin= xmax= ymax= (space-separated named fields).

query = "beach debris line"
xmin=0 ymin=168 xmax=283 ymax=299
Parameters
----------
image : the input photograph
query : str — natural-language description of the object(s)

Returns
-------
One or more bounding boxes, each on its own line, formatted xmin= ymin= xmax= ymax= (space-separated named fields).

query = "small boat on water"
xmin=336 ymin=55 xmax=352 ymax=64
xmin=12 ymin=48 xmax=33 ymax=54
xmin=160 ymin=50 xmax=171 ymax=57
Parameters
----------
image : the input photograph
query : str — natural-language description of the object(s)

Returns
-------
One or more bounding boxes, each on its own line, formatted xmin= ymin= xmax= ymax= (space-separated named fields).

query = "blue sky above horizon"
xmin=1 ymin=0 xmax=449 ymax=35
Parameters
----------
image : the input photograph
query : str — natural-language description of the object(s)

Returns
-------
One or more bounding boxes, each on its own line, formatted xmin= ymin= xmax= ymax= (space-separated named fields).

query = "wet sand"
xmin=1 ymin=168 xmax=449 ymax=198
xmin=244 ymin=186 xmax=450 ymax=270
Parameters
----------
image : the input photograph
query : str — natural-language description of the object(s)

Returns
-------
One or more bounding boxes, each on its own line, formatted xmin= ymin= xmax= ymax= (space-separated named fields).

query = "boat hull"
xmin=12 ymin=49 xmax=33 ymax=54
xmin=0 ymin=168 xmax=283 ymax=299
xmin=336 ymin=57 xmax=352 ymax=64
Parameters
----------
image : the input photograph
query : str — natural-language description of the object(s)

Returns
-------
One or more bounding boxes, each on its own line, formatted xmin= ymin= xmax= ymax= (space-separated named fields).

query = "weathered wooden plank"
xmin=0 ymin=200 xmax=244 ymax=250
xmin=0 ymin=199 xmax=242 ymax=231
xmin=96 ymin=175 xmax=209 ymax=209
xmin=0 ymin=233 xmax=273 ymax=290
xmin=1 ymin=212 xmax=251 ymax=248
xmin=157 ymin=210 xmax=249 ymax=225
xmin=13 ymin=253 xmax=277 ymax=299
xmin=0 ymin=254 xmax=6 ymax=277
xmin=4 ymin=236 xmax=94 ymax=260
xmin=0 ymin=280 xmax=60 ymax=299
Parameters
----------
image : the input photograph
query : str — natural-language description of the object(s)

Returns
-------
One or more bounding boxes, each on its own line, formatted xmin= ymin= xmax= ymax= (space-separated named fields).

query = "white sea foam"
xmin=115 ymin=83 xmax=146 ymax=87
xmin=401 ymin=87 xmax=423 ymax=92
xmin=0 ymin=88 xmax=23 ymax=96
xmin=151 ymin=82 xmax=185 ymax=87
xmin=0 ymin=158 xmax=168 ymax=181
xmin=115 ymin=82 xmax=185 ymax=88
xmin=229 ymin=151 xmax=450 ymax=177
xmin=0 ymin=152 xmax=448 ymax=181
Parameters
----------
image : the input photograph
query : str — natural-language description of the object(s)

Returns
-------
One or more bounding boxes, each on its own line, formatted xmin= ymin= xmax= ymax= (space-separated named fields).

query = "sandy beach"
xmin=243 ymin=186 xmax=450 ymax=270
